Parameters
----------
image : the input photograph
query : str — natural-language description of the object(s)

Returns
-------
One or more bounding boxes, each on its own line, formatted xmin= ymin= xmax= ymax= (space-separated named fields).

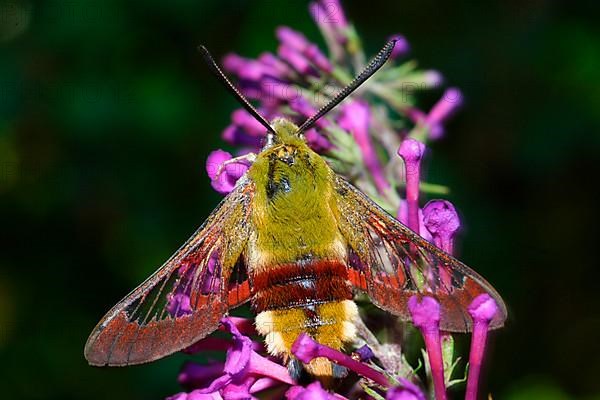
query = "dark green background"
xmin=1 ymin=0 xmax=599 ymax=399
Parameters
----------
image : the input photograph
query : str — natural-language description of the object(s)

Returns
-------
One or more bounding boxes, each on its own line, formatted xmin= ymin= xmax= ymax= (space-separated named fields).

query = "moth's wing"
xmin=84 ymin=181 xmax=254 ymax=366
xmin=333 ymin=176 xmax=507 ymax=332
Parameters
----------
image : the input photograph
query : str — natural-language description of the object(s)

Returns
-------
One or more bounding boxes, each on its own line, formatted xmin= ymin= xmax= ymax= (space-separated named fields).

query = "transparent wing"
xmin=333 ymin=176 xmax=507 ymax=332
xmin=84 ymin=181 xmax=254 ymax=366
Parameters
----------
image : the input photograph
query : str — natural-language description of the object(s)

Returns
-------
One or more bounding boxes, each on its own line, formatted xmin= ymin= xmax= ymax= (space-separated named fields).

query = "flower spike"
xmin=164 ymin=2 xmax=507 ymax=400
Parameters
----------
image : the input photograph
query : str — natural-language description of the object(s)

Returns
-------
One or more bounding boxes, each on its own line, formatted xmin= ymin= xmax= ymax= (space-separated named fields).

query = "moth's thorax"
xmin=246 ymin=124 xmax=342 ymax=266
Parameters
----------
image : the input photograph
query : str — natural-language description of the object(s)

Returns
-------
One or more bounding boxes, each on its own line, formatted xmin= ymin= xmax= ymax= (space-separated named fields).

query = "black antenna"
xmin=198 ymin=45 xmax=277 ymax=135
xmin=296 ymin=39 xmax=397 ymax=135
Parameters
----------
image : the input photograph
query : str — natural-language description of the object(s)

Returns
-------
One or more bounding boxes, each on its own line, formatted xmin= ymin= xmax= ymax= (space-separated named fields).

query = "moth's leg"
xmin=214 ymin=153 xmax=257 ymax=179
xmin=287 ymin=358 xmax=304 ymax=382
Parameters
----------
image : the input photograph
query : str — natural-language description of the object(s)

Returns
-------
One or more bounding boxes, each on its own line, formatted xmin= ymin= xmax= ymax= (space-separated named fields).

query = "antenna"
xmin=296 ymin=39 xmax=397 ymax=135
xmin=198 ymin=45 xmax=277 ymax=135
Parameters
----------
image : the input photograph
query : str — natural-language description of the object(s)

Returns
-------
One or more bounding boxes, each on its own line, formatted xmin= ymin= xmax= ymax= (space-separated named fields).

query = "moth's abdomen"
xmin=252 ymin=260 xmax=352 ymax=311
xmin=252 ymin=259 xmax=358 ymax=378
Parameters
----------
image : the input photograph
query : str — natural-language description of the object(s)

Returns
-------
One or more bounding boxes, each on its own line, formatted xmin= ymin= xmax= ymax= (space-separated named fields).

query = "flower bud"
xmin=388 ymin=34 xmax=410 ymax=59
xmin=465 ymin=294 xmax=499 ymax=400
xmin=423 ymin=199 xmax=460 ymax=254
xmin=398 ymin=139 xmax=426 ymax=234
xmin=408 ymin=296 xmax=447 ymax=400
xmin=205 ymin=150 xmax=249 ymax=194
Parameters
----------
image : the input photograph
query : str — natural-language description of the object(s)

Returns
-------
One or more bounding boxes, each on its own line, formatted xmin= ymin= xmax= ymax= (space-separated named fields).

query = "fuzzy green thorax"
xmin=247 ymin=118 xmax=342 ymax=264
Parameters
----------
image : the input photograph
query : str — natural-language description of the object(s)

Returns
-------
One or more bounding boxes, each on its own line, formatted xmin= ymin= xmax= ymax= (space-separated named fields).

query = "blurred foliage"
xmin=1 ymin=0 xmax=599 ymax=399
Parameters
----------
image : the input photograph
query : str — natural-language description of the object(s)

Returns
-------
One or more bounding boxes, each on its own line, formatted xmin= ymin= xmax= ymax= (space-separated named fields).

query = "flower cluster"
xmin=179 ymin=1 xmax=500 ymax=399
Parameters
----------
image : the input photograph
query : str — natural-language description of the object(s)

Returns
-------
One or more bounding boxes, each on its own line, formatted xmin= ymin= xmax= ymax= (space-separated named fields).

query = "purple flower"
xmin=309 ymin=3 xmax=344 ymax=63
xmin=183 ymin=317 xmax=263 ymax=356
xmin=423 ymin=71 xmax=444 ymax=87
xmin=223 ymin=52 xmax=292 ymax=106
xmin=231 ymin=109 xmax=269 ymax=136
xmin=428 ymin=88 xmax=462 ymax=121
xmin=222 ymin=107 xmax=273 ymax=151
xmin=353 ymin=344 xmax=375 ymax=362
xmin=289 ymin=97 xmax=320 ymax=124
xmin=276 ymin=27 xmax=332 ymax=73
xmin=167 ymin=262 xmax=196 ymax=318
xmin=222 ymin=54 xmax=263 ymax=81
xmin=313 ymin=0 xmax=348 ymax=31
xmin=167 ymin=293 xmax=192 ymax=317
xmin=234 ymin=60 xmax=265 ymax=83
xmin=465 ymin=294 xmax=499 ymax=400
xmin=388 ymin=34 xmax=410 ymax=59
xmin=221 ymin=124 xmax=261 ymax=148
xmin=408 ymin=296 xmax=446 ymax=400
xmin=292 ymin=333 xmax=389 ymax=387
xmin=222 ymin=107 xmax=282 ymax=149
xmin=221 ymin=316 xmax=258 ymax=336
xmin=386 ymin=379 xmax=426 ymax=400
xmin=205 ymin=150 xmax=250 ymax=194
xmin=276 ymin=26 xmax=311 ymax=53
xmin=338 ymin=100 xmax=389 ymax=193
xmin=224 ymin=53 xmax=290 ymax=86
xmin=422 ymin=200 xmax=460 ymax=254
xmin=249 ymin=378 xmax=284 ymax=395
xmin=286 ymin=381 xmax=337 ymax=400
xmin=398 ymin=138 xmax=426 ymax=234
xmin=217 ymin=318 xmax=291 ymax=383
xmin=184 ymin=336 xmax=263 ymax=356
xmin=289 ymin=97 xmax=330 ymax=137
xmin=304 ymin=43 xmax=333 ymax=73
xmin=396 ymin=201 xmax=432 ymax=242
xmin=278 ymin=44 xmax=319 ymax=77
xmin=178 ymin=361 xmax=226 ymax=390
xmin=305 ymin=128 xmax=332 ymax=152
xmin=199 ymin=252 xmax=221 ymax=294
xmin=258 ymin=52 xmax=295 ymax=80
xmin=425 ymin=88 xmax=463 ymax=140
xmin=408 ymin=296 xmax=440 ymax=334
xmin=220 ymin=377 xmax=257 ymax=400
xmin=468 ymin=294 xmax=499 ymax=323
xmin=167 ymin=391 xmax=224 ymax=400
xmin=169 ymin=318 xmax=295 ymax=400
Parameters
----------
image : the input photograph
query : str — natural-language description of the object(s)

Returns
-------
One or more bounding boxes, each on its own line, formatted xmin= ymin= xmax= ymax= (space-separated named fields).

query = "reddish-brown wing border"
xmin=334 ymin=176 xmax=507 ymax=332
xmin=84 ymin=181 xmax=254 ymax=366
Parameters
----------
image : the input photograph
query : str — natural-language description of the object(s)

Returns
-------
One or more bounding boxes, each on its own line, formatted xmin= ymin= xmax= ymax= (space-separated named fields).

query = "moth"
xmin=85 ymin=40 xmax=507 ymax=379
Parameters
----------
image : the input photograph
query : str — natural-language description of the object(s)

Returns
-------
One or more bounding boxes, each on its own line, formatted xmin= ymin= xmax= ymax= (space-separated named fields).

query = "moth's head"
xmin=265 ymin=118 xmax=305 ymax=148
